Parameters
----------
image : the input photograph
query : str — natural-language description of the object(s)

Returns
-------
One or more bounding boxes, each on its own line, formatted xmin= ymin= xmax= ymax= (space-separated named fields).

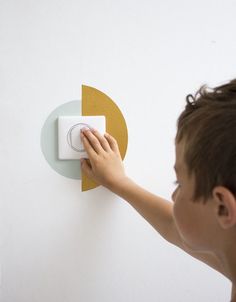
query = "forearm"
xmin=80 ymin=128 xmax=173 ymax=241
xmin=108 ymin=177 xmax=174 ymax=241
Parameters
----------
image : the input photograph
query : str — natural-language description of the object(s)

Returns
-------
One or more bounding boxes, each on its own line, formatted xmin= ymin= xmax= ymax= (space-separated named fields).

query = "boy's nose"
xmin=171 ymin=190 xmax=177 ymax=203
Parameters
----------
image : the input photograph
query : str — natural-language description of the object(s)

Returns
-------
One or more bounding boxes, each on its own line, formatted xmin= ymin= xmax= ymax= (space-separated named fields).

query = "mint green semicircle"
xmin=40 ymin=100 xmax=82 ymax=179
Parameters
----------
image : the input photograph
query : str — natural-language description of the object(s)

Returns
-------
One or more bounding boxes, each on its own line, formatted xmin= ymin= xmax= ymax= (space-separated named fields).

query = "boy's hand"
xmin=80 ymin=128 xmax=127 ymax=190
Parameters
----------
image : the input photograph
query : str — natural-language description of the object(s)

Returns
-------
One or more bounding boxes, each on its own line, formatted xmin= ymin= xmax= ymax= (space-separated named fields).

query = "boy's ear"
xmin=212 ymin=186 xmax=236 ymax=229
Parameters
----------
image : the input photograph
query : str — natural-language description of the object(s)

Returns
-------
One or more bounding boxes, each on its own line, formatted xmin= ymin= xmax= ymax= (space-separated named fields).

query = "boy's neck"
xmin=232 ymin=284 xmax=236 ymax=302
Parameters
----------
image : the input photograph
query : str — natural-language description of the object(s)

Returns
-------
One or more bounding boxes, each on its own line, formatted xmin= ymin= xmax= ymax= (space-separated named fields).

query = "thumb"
xmin=80 ymin=158 xmax=93 ymax=178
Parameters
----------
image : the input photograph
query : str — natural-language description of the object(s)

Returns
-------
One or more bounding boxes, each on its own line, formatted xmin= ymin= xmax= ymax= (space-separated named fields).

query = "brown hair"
xmin=175 ymin=79 xmax=236 ymax=203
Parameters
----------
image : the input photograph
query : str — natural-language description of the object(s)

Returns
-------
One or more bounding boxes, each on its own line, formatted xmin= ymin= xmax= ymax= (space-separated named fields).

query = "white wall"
xmin=0 ymin=0 xmax=234 ymax=301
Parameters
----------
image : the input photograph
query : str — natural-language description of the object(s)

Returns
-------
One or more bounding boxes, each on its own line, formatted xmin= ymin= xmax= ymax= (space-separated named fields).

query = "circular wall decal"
xmin=41 ymin=86 xmax=128 ymax=191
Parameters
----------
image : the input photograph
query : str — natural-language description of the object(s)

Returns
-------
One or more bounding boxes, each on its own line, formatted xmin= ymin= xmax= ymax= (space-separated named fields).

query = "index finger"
xmin=80 ymin=132 xmax=98 ymax=160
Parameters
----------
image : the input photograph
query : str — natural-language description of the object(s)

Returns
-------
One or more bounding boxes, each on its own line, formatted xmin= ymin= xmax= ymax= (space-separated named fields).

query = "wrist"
xmin=107 ymin=176 xmax=134 ymax=195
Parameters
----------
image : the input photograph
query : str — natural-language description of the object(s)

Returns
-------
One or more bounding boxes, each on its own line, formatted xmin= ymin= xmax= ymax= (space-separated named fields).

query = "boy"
xmin=80 ymin=79 xmax=236 ymax=301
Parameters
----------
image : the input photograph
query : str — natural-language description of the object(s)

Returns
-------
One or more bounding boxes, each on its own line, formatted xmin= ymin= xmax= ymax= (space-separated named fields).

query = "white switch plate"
xmin=58 ymin=116 xmax=106 ymax=160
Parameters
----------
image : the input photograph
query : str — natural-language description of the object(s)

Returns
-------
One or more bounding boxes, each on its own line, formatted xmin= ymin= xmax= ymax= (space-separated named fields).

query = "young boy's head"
xmin=171 ymin=79 xmax=236 ymax=253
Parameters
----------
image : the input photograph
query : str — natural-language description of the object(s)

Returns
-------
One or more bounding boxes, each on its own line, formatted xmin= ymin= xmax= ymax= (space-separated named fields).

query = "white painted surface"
xmin=58 ymin=116 xmax=106 ymax=159
xmin=0 ymin=0 xmax=234 ymax=301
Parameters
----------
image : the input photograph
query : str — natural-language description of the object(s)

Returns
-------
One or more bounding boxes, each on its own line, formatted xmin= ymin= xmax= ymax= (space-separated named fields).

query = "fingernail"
xmin=81 ymin=127 xmax=90 ymax=132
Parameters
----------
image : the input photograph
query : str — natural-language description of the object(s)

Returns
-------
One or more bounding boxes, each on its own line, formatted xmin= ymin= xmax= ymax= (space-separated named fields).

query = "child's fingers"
xmin=81 ymin=133 xmax=99 ymax=159
xmin=104 ymin=133 xmax=120 ymax=153
xmin=91 ymin=129 xmax=111 ymax=152
xmin=81 ymin=129 xmax=104 ymax=154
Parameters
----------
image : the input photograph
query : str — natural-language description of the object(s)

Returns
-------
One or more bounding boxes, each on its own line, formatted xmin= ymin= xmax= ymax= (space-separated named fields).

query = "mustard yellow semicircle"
xmin=82 ymin=85 xmax=128 ymax=191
